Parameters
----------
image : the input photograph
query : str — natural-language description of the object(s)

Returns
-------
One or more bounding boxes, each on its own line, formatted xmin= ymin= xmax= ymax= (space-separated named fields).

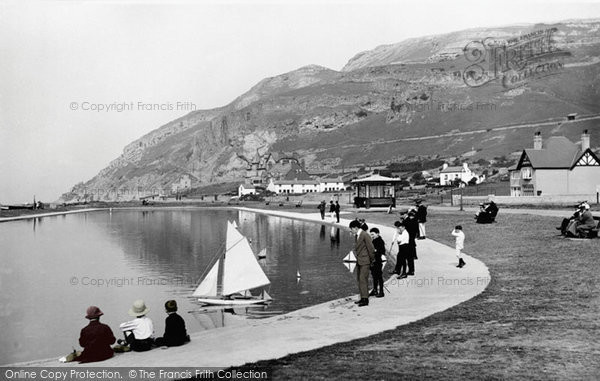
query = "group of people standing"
xmin=74 ymin=299 xmax=189 ymax=363
xmin=389 ymin=203 xmax=425 ymax=278
xmin=347 ymin=199 xmax=470 ymax=306
xmin=347 ymin=200 xmax=430 ymax=306
xmin=348 ymin=219 xmax=383 ymax=307
xmin=318 ymin=200 xmax=341 ymax=222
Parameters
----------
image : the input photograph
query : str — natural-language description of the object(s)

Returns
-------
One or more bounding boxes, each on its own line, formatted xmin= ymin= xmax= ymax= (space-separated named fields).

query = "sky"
xmin=2 ymin=0 xmax=600 ymax=204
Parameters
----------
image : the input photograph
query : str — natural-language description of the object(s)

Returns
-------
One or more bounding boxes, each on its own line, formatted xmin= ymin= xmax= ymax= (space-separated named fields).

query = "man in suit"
xmin=349 ymin=220 xmax=375 ymax=307
xmin=334 ymin=201 xmax=341 ymax=223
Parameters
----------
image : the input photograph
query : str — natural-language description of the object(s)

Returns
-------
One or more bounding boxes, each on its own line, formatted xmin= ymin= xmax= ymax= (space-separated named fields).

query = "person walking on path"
xmin=349 ymin=220 xmax=375 ymax=307
xmin=390 ymin=221 xmax=410 ymax=278
xmin=317 ymin=201 xmax=326 ymax=220
xmin=334 ymin=201 xmax=341 ymax=223
xmin=416 ymin=199 xmax=427 ymax=239
xmin=451 ymin=225 xmax=466 ymax=268
xmin=369 ymin=227 xmax=385 ymax=298
xmin=77 ymin=306 xmax=116 ymax=363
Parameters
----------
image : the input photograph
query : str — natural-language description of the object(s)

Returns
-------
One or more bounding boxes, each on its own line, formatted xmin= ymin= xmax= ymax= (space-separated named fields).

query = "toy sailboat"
xmin=193 ymin=221 xmax=271 ymax=306
xmin=343 ymin=251 xmax=357 ymax=262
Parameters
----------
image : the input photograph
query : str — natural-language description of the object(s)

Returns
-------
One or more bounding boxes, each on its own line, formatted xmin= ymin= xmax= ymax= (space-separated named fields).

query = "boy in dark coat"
xmin=77 ymin=306 xmax=116 ymax=363
xmin=369 ymin=228 xmax=385 ymax=298
xmin=154 ymin=300 xmax=190 ymax=347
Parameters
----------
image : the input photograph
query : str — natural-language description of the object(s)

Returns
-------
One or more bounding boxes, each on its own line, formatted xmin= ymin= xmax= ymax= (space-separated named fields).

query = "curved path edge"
xmin=12 ymin=207 xmax=490 ymax=368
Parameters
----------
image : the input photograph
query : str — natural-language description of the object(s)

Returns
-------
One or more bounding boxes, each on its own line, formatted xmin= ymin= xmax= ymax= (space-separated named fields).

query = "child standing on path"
xmin=369 ymin=227 xmax=385 ymax=298
xmin=451 ymin=225 xmax=466 ymax=268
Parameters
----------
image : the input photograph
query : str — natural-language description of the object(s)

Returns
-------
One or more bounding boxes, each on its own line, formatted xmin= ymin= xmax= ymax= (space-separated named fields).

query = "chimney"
xmin=533 ymin=131 xmax=542 ymax=150
xmin=442 ymin=163 xmax=448 ymax=170
xmin=582 ymin=129 xmax=590 ymax=151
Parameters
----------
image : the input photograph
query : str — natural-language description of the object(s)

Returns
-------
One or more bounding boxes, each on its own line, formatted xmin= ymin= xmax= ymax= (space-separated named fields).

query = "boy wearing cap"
xmin=154 ymin=300 xmax=190 ymax=347
xmin=77 ymin=306 xmax=116 ymax=363
xmin=390 ymin=221 xmax=410 ymax=278
xmin=369 ymin=228 xmax=385 ymax=298
xmin=119 ymin=299 xmax=155 ymax=352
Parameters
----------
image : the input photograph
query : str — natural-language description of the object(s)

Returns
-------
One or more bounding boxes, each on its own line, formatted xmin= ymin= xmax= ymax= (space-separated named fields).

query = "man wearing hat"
xmin=154 ymin=300 xmax=190 ymax=347
xmin=77 ymin=306 xmax=116 ymax=363
xmin=119 ymin=300 xmax=154 ymax=352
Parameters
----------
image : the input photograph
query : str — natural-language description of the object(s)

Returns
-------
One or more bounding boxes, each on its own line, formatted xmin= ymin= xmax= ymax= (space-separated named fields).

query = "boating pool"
xmin=0 ymin=208 xmax=359 ymax=364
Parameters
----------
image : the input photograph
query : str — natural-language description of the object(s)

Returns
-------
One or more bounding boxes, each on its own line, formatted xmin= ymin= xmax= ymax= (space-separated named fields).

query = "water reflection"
xmin=0 ymin=209 xmax=356 ymax=365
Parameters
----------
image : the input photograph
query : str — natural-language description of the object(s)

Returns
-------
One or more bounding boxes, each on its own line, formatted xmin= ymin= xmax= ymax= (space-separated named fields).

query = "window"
xmin=521 ymin=167 xmax=532 ymax=179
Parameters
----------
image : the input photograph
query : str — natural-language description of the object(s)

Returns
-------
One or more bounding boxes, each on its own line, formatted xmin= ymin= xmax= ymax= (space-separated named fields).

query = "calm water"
xmin=0 ymin=208 xmax=356 ymax=364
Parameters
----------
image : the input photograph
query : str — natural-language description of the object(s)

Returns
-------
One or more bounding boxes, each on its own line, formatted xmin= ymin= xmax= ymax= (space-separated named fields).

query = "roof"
xmin=271 ymin=179 xmax=319 ymax=185
xmin=283 ymin=162 xmax=312 ymax=180
xmin=320 ymin=173 xmax=355 ymax=182
xmin=239 ymin=184 xmax=255 ymax=189
xmin=351 ymin=174 xmax=403 ymax=183
xmin=440 ymin=166 xmax=467 ymax=173
xmin=519 ymin=136 xmax=582 ymax=169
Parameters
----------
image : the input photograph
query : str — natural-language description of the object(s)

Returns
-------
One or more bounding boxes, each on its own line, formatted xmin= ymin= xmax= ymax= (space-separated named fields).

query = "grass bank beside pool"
xmin=228 ymin=210 xmax=600 ymax=380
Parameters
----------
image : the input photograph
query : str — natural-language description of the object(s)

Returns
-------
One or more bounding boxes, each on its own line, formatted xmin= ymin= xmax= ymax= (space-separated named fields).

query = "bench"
xmin=580 ymin=217 xmax=600 ymax=238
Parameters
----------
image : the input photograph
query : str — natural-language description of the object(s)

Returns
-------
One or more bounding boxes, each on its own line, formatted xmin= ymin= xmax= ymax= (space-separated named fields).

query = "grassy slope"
xmin=228 ymin=211 xmax=600 ymax=380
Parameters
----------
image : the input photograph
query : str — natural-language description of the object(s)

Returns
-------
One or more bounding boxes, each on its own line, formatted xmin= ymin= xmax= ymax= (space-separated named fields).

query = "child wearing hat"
xmin=118 ymin=299 xmax=155 ymax=352
xmin=154 ymin=300 xmax=190 ymax=347
xmin=76 ymin=306 xmax=116 ymax=363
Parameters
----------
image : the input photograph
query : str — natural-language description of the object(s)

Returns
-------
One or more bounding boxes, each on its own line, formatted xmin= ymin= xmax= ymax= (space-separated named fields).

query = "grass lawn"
xmin=225 ymin=210 xmax=600 ymax=380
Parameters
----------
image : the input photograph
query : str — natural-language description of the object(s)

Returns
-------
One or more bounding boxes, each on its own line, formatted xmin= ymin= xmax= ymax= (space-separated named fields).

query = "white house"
xmin=317 ymin=173 xmax=354 ymax=192
xmin=238 ymin=184 xmax=257 ymax=197
xmin=267 ymin=179 xmax=319 ymax=194
xmin=509 ymin=130 xmax=600 ymax=197
xmin=439 ymin=163 xmax=484 ymax=186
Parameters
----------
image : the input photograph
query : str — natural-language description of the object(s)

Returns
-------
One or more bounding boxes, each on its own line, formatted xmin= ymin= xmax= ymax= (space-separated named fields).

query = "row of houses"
xmin=239 ymin=173 xmax=356 ymax=196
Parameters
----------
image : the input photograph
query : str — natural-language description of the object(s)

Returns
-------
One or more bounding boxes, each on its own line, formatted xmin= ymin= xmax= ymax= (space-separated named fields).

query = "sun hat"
xmin=165 ymin=300 xmax=178 ymax=313
xmin=128 ymin=299 xmax=150 ymax=317
xmin=85 ymin=306 xmax=103 ymax=319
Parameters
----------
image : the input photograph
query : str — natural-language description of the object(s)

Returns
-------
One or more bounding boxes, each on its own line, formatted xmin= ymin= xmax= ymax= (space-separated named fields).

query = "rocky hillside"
xmin=63 ymin=19 xmax=600 ymax=201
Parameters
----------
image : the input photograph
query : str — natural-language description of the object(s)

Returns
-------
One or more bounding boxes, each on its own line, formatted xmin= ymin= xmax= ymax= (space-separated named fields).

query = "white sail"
xmin=261 ymin=290 xmax=273 ymax=301
xmin=221 ymin=223 xmax=270 ymax=296
xmin=192 ymin=259 xmax=220 ymax=297
xmin=232 ymin=220 xmax=238 ymax=228
xmin=344 ymin=261 xmax=356 ymax=272
xmin=343 ymin=251 xmax=357 ymax=262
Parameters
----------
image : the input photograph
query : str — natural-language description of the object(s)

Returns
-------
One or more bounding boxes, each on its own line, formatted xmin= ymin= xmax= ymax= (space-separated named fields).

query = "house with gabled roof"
xmin=439 ymin=163 xmax=483 ymax=186
xmin=510 ymin=130 xmax=600 ymax=197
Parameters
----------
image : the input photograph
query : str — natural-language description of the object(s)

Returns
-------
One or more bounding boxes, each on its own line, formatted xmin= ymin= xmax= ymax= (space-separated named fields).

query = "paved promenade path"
xmin=15 ymin=207 xmax=490 ymax=368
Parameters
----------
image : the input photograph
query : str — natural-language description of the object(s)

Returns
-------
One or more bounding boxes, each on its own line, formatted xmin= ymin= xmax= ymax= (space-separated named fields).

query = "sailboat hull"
xmin=196 ymin=298 xmax=270 ymax=306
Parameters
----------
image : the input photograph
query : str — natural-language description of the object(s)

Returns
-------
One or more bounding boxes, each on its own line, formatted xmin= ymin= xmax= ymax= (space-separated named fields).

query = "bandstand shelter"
xmin=351 ymin=174 xmax=403 ymax=208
